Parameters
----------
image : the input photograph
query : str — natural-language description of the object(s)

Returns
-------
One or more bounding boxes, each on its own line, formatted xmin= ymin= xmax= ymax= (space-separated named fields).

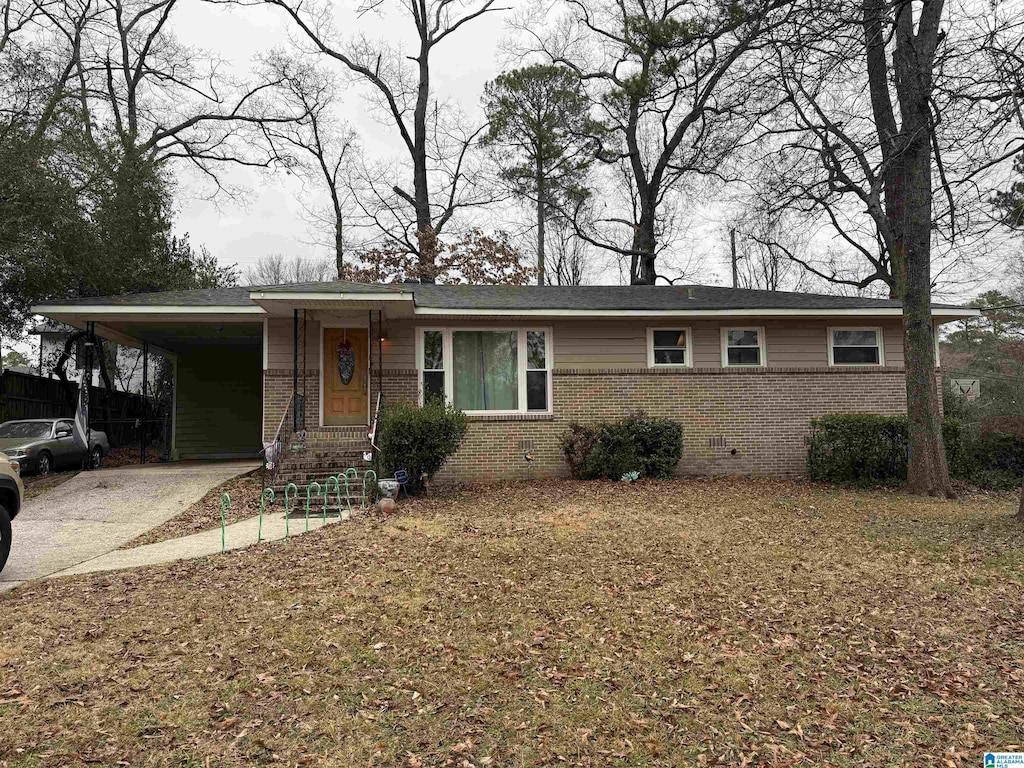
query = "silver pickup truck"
xmin=0 ymin=419 xmax=109 ymax=475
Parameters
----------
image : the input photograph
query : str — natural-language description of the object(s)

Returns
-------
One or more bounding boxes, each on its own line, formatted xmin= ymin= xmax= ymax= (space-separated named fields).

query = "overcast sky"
xmin=169 ymin=0 xmax=546 ymax=277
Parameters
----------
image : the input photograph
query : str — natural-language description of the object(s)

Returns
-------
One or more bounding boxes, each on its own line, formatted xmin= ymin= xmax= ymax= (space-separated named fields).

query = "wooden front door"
xmin=323 ymin=328 xmax=368 ymax=426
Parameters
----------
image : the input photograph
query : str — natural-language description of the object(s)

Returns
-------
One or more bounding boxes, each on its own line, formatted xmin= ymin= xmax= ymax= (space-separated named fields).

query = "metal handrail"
xmin=262 ymin=393 xmax=295 ymax=482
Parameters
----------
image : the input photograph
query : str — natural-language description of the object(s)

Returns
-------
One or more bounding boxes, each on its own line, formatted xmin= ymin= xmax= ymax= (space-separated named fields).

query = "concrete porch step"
xmin=271 ymin=469 xmax=372 ymax=489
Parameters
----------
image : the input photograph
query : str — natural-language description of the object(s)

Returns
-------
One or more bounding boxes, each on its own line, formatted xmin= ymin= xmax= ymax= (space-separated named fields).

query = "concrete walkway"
xmin=48 ymin=506 xmax=356 ymax=578
xmin=1 ymin=460 xmax=258 ymax=591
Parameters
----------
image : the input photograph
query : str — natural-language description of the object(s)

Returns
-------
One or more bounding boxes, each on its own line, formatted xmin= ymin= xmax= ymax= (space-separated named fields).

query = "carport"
xmin=33 ymin=289 xmax=265 ymax=461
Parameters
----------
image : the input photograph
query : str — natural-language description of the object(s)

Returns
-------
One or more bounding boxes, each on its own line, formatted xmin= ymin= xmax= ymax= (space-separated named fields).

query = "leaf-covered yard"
xmin=1 ymin=479 xmax=1022 ymax=767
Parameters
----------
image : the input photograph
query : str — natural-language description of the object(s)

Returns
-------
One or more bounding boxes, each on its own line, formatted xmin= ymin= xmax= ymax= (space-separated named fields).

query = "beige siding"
xmin=266 ymin=317 xmax=322 ymax=370
xmin=267 ymin=315 xmax=908 ymax=374
xmin=381 ymin=323 xmax=416 ymax=369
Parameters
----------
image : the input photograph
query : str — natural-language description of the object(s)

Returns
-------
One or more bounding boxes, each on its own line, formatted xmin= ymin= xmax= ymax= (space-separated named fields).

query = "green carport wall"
xmin=173 ymin=344 xmax=262 ymax=459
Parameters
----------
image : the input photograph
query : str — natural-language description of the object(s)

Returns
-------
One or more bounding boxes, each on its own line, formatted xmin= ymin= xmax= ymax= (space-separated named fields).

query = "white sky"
xmin=171 ymin=0 xmax=545 ymax=276
xmin=165 ymin=0 xmax=1016 ymax=297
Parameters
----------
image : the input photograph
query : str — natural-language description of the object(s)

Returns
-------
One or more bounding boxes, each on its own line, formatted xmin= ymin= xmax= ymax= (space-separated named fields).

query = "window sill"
xmin=464 ymin=412 xmax=555 ymax=422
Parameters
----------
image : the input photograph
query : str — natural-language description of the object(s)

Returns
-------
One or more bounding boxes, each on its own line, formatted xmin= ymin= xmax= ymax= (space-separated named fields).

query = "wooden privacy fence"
xmin=0 ymin=369 xmax=162 ymax=447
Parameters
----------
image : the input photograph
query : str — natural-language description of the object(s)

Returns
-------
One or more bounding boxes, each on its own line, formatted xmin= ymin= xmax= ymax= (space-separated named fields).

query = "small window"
xmin=830 ymin=327 xmax=882 ymax=366
xmin=526 ymin=330 xmax=548 ymax=411
xmin=722 ymin=327 xmax=765 ymax=367
xmin=422 ymin=330 xmax=444 ymax=402
xmin=649 ymin=328 xmax=690 ymax=367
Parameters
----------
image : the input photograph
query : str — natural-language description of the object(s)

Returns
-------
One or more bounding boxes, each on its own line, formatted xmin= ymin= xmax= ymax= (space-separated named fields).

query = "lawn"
xmin=1 ymin=479 xmax=1022 ymax=767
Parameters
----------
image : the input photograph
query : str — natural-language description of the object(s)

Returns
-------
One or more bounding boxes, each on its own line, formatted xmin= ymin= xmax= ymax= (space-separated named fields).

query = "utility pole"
xmin=730 ymin=228 xmax=738 ymax=289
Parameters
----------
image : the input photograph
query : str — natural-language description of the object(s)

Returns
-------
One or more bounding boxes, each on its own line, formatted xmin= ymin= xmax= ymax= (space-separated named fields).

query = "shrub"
xmin=806 ymin=413 xmax=1022 ymax=489
xmin=562 ymin=423 xmax=599 ymax=480
xmin=374 ymin=399 xmax=467 ymax=494
xmin=806 ymin=413 xmax=908 ymax=484
xmin=561 ymin=412 xmax=683 ymax=481
xmin=965 ymin=431 xmax=1024 ymax=489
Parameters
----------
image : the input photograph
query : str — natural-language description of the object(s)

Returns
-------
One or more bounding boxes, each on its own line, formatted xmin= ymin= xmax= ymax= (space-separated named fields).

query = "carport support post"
xmin=84 ymin=321 xmax=94 ymax=470
xmin=292 ymin=309 xmax=299 ymax=432
xmin=140 ymin=342 xmax=148 ymax=465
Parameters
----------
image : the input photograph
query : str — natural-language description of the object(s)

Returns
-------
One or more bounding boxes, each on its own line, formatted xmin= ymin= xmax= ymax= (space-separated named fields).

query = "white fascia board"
xmin=249 ymin=291 xmax=413 ymax=302
xmin=32 ymin=304 xmax=266 ymax=315
xmin=412 ymin=306 xmax=981 ymax=318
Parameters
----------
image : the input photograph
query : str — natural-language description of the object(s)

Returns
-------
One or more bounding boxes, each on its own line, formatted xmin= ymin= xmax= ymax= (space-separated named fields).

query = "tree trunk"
xmin=631 ymin=204 xmax=657 ymax=285
xmin=536 ymin=163 xmax=546 ymax=286
xmin=861 ymin=0 xmax=951 ymax=497
xmin=903 ymin=278 xmax=951 ymax=496
xmin=334 ymin=209 xmax=344 ymax=279
xmin=413 ymin=47 xmax=434 ymax=283
xmin=896 ymin=142 xmax=952 ymax=497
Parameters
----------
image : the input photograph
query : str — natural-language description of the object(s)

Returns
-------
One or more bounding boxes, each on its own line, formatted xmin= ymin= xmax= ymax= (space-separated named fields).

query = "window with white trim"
xmin=721 ymin=327 xmax=765 ymax=367
xmin=417 ymin=327 xmax=552 ymax=413
xmin=829 ymin=327 xmax=882 ymax=366
xmin=648 ymin=328 xmax=690 ymax=367
xmin=422 ymin=330 xmax=445 ymax=401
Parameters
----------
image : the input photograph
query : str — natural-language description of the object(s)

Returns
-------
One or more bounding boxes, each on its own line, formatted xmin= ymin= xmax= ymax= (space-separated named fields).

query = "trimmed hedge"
xmin=806 ymin=412 xmax=1022 ymax=488
xmin=374 ymin=399 xmax=467 ymax=494
xmin=562 ymin=412 xmax=682 ymax=480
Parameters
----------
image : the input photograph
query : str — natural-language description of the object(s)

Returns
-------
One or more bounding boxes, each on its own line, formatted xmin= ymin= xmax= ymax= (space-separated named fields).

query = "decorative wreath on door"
xmin=337 ymin=338 xmax=355 ymax=385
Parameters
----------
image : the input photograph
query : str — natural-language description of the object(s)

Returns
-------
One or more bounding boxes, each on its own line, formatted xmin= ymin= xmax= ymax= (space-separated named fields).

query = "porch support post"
xmin=367 ymin=310 xmax=373 ymax=421
xmin=302 ymin=310 xmax=307 ymax=427
xmin=140 ymin=341 xmax=148 ymax=464
xmin=377 ymin=310 xmax=382 ymax=406
xmin=293 ymin=309 xmax=299 ymax=432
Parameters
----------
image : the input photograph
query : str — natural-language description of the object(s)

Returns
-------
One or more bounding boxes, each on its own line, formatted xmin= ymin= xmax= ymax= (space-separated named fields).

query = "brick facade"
xmin=263 ymin=368 xmax=320 ymax=442
xmin=262 ymin=320 xmax=922 ymax=482
xmin=360 ymin=365 xmax=913 ymax=482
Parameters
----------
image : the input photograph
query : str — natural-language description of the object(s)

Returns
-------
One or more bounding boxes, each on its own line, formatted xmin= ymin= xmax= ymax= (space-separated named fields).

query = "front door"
xmin=323 ymin=328 xmax=368 ymax=426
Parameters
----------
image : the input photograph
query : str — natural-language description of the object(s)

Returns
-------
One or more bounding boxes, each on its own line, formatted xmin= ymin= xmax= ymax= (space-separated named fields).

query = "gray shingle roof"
xmin=35 ymin=281 xmax=969 ymax=312
xmin=37 ymin=286 xmax=255 ymax=306
xmin=259 ymin=281 xmax=964 ymax=311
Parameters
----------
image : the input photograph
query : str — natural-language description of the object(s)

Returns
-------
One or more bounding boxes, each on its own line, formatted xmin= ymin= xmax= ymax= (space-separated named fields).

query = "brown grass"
xmin=1 ymin=479 xmax=1023 ymax=767
xmin=120 ymin=471 xmax=263 ymax=549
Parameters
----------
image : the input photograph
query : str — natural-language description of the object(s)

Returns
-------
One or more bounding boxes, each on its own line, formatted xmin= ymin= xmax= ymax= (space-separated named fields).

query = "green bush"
xmin=807 ymin=414 xmax=908 ymax=484
xmin=374 ymin=399 xmax=467 ymax=494
xmin=562 ymin=423 xmax=599 ymax=479
xmin=964 ymin=431 xmax=1024 ymax=489
xmin=561 ymin=412 xmax=683 ymax=481
xmin=806 ymin=412 xmax=1023 ymax=489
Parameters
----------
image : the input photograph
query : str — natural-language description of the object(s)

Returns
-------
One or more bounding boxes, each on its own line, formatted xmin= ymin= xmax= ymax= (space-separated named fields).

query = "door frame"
xmin=319 ymin=322 xmax=371 ymax=428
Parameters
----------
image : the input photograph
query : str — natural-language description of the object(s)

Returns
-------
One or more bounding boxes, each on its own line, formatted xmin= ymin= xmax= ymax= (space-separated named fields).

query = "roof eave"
xmin=411 ymin=306 xmax=981 ymax=319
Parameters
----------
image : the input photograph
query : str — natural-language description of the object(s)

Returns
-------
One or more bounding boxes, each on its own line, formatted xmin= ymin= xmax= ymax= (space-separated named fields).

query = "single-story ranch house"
xmin=33 ymin=282 xmax=978 ymax=482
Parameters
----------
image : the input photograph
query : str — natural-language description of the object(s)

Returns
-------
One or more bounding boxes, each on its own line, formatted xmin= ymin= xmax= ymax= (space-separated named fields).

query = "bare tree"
xmin=260 ymin=52 xmax=358 ymax=277
xmin=232 ymin=0 xmax=507 ymax=280
xmin=724 ymin=207 xmax=812 ymax=292
xmin=756 ymin=0 xmax=1024 ymax=495
xmin=546 ymin=215 xmax=591 ymax=285
xmin=246 ymin=253 xmax=334 ymax=286
xmin=515 ymin=0 xmax=796 ymax=284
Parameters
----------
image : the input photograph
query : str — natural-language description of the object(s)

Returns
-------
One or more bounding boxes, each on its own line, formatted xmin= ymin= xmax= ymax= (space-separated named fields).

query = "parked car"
xmin=0 ymin=419 xmax=109 ymax=475
xmin=0 ymin=451 xmax=23 ymax=573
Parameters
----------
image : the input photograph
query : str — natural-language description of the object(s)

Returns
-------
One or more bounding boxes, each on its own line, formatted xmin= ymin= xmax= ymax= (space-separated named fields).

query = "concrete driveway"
xmin=1 ymin=460 xmax=258 ymax=592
